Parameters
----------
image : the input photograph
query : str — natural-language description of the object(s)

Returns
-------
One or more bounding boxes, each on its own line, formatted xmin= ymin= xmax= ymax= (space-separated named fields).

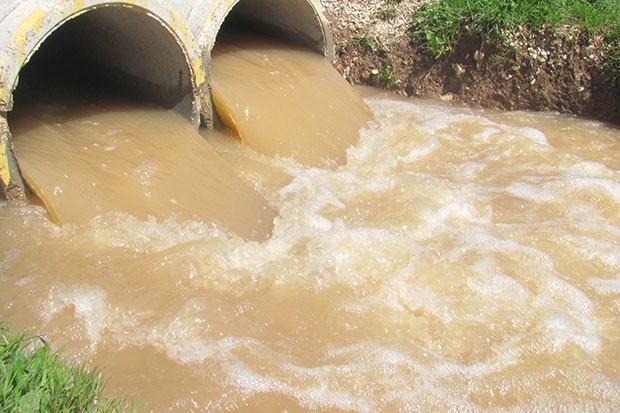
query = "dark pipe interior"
xmin=216 ymin=0 xmax=326 ymax=55
xmin=13 ymin=21 xmax=127 ymax=105
xmin=12 ymin=7 xmax=193 ymax=118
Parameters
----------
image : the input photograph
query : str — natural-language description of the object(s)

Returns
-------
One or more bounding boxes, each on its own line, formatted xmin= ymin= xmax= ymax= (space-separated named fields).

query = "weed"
xmin=375 ymin=60 xmax=399 ymax=89
xmin=0 ymin=322 xmax=135 ymax=412
xmin=351 ymin=35 xmax=376 ymax=54
xmin=351 ymin=35 xmax=386 ymax=55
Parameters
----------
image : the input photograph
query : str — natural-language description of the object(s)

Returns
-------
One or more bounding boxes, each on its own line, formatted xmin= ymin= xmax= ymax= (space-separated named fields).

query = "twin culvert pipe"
xmin=0 ymin=0 xmax=334 ymax=199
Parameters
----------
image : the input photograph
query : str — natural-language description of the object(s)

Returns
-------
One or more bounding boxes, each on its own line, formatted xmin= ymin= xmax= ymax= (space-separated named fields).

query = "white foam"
xmin=276 ymin=168 xmax=347 ymax=235
xmin=400 ymin=135 xmax=439 ymax=163
xmin=85 ymin=213 xmax=231 ymax=254
xmin=472 ymin=126 xmax=502 ymax=143
xmin=506 ymin=181 xmax=557 ymax=203
xmin=562 ymin=232 xmax=620 ymax=269
xmin=468 ymin=261 xmax=529 ymax=300
xmin=225 ymin=358 xmax=374 ymax=412
xmin=536 ymin=313 xmax=601 ymax=354
xmin=588 ymin=275 xmax=620 ymax=296
xmin=39 ymin=284 xmax=110 ymax=347
xmin=516 ymin=126 xmax=550 ymax=146
xmin=532 ymin=276 xmax=601 ymax=354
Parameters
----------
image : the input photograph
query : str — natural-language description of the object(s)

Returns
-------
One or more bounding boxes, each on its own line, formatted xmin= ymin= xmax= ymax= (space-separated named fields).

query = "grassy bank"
xmin=409 ymin=0 xmax=620 ymax=79
xmin=0 ymin=322 xmax=134 ymax=412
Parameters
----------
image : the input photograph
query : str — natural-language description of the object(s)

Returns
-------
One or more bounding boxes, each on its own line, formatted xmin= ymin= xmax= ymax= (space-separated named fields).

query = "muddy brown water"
xmin=1 ymin=38 xmax=620 ymax=411
xmin=211 ymin=36 xmax=373 ymax=168
xmin=8 ymin=102 xmax=276 ymax=242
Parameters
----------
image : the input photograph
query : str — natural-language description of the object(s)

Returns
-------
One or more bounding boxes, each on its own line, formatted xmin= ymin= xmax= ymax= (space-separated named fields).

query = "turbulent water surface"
xmin=1 ymin=60 xmax=620 ymax=411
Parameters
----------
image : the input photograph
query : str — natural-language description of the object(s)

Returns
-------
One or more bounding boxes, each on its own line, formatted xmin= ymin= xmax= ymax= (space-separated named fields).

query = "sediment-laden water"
xmin=1 ymin=92 xmax=619 ymax=410
xmin=211 ymin=35 xmax=373 ymax=168
xmin=8 ymin=102 xmax=276 ymax=241
xmin=1 ymin=34 xmax=620 ymax=410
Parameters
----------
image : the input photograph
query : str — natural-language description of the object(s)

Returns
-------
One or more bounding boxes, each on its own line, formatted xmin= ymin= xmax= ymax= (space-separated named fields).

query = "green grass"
xmin=0 ymin=322 xmax=134 ymax=412
xmin=409 ymin=0 xmax=620 ymax=58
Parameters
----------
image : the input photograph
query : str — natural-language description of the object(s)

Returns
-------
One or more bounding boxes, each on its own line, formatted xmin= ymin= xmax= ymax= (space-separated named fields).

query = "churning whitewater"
xmin=1 ymin=91 xmax=619 ymax=411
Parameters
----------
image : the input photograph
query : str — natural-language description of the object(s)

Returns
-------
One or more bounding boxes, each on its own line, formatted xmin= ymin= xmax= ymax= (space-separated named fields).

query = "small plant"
xmin=350 ymin=35 xmax=386 ymax=55
xmin=375 ymin=60 xmax=399 ymax=89
xmin=0 ymin=322 xmax=134 ymax=412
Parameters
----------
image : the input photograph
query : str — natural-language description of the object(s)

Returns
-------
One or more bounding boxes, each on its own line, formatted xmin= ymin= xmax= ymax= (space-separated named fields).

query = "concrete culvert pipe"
xmin=0 ymin=0 xmax=334 ymax=199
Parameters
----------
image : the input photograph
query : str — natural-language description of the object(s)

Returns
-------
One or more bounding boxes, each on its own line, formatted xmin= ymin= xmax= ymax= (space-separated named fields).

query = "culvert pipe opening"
xmin=11 ymin=6 xmax=195 ymax=121
xmin=214 ymin=0 xmax=333 ymax=57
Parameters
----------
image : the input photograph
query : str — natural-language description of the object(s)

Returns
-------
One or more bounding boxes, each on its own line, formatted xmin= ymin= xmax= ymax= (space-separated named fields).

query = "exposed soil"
xmin=320 ymin=0 xmax=620 ymax=125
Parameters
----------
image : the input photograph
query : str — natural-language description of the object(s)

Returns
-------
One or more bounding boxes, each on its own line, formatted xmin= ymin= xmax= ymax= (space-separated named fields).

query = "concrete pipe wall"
xmin=0 ymin=0 xmax=333 ymax=199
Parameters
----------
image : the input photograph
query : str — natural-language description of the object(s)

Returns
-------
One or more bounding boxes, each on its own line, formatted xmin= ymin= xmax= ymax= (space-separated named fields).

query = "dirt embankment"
xmin=320 ymin=0 xmax=620 ymax=124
